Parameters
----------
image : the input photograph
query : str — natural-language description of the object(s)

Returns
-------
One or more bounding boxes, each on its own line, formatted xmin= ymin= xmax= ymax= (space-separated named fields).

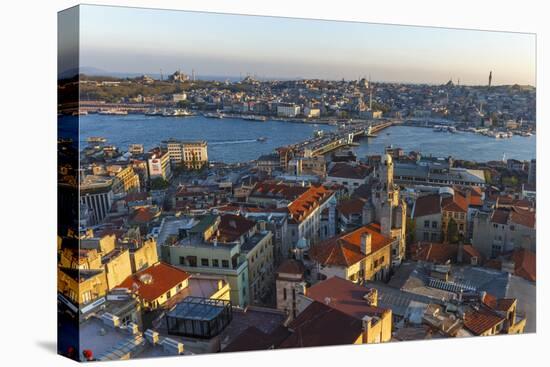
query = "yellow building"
xmin=309 ymin=224 xmax=394 ymax=283
xmin=118 ymin=262 xmax=191 ymax=310
xmin=441 ymin=191 xmax=469 ymax=241
xmin=58 ymin=267 xmax=108 ymax=306
xmin=107 ymin=164 xmax=141 ymax=194
xmin=128 ymin=238 xmax=159 ymax=273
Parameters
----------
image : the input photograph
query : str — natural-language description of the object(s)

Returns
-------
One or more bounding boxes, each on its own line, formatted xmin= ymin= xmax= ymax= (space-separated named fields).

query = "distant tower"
xmin=192 ymin=69 xmax=195 ymax=82
xmin=160 ymin=68 xmax=163 ymax=81
xmin=369 ymin=88 xmax=373 ymax=110
xmin=488 ymin=71 xmax=492 ymax=88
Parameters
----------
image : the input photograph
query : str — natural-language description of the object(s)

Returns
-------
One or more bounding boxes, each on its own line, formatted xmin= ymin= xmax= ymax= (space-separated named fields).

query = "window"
xmin=165 ymin=290 xmax=171 ymax=299
xmin=283 ymin=287 xmax=287 ymax=300
xmin=432 ymin=221 xmax=438 ymax=229
xmin=212 ymin=259 xmax=219 ymax=267
xmin=431 ymin=232 xmax=438 ymax=241
xmin=222 ymin=260 xmax=229 ymax=268
xmin=423 ymin=232 xmax=430 ymax=241
xmin=186 ymin=255 xmax=200 ymax=267
xmin=179 ymin=256 xmax=185 ymax=265
xmin=424 ymin=220 xmax=430 ymax=228
xmin=201 ymin=258 xmax=209 ymax=267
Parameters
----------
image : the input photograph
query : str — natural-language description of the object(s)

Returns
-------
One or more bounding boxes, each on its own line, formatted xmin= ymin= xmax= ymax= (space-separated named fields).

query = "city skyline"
xmin=78 ymin=5 xmax=536 ymax=86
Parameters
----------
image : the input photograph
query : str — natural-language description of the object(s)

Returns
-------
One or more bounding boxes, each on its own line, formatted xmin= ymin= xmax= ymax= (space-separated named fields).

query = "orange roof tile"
xmin=309 ymin=224 xmax=393 ymax=267
xmin=117 ymin=262 xmax=190 ymax=303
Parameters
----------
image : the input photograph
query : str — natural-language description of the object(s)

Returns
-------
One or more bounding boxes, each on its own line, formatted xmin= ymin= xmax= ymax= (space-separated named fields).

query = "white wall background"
xmin=0 ymin=0 xmax=547 ymax=366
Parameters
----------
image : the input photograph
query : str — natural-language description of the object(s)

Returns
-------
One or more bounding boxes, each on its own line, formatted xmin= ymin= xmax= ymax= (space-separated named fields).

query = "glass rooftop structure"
xmin=165 ymin=297 xmax=232 ymax=339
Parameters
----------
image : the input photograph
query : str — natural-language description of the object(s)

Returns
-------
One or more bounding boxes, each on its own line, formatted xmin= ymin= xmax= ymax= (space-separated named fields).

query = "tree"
xmin=405 ymin=217 xmax=416 ymax=245
xmin=150 ymin=177 xmax=169 ymax=190
xmin=446 ymin=218 xmax=460 ymax=244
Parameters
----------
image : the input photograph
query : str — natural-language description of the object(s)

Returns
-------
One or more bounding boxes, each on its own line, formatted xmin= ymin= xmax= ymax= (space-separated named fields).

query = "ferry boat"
xmin=242 ymin=115 xmax=267 ymax=122
xmin=87 ymin=137 xmax=107 ymax=144
xmin=433 ymin=125 xmax=457 ymax=133
xmin=162 ymin=108 xmax=194 ymax=117
xmin=145 ymin=108 xmax=164 ymax=116
xmin=204 ymin=112 xmax=225 ymax=119
xmin=98 ymin=109 xmax=128 ymax=115
xmin=257 ymin=137 xmax=267 ymax=142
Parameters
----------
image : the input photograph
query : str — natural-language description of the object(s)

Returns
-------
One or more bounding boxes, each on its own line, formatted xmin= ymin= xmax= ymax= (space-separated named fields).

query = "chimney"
xmin=362 ymin=315 xmax=373 ymax=343
xmin=361 ymin=232 xmax=372 ymax=255
xmin=363 ymin=288 xmax=378 ymax=307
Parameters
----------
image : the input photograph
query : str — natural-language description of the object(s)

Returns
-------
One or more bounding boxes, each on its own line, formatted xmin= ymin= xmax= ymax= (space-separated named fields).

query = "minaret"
xmin=488 ymin=71 xmax=492 ymax=88
xmin=369 ymin=88 xmax=373 ymax=110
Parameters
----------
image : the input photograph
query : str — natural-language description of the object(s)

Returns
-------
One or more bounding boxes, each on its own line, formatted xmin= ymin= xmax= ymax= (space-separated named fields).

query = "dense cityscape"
xmin=57 ymin=66 xmax=536 ymax=361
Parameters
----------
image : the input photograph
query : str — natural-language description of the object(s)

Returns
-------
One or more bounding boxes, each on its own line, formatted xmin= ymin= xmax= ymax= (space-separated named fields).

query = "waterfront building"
xmin=277 ymin=103 xmax=300 ymax=118
xmin=80 ymin=175 xmax=115 ymax=225
xmin=172 ymin=93 xmax=187 ymax=102
xmin=129 ymin=144 xmax=144 ymax=155
xmin=147 ymin=147 xmax=172 ymax=181
xmin=256 ymin=153 xmax=281 ymax=176
xmin=393 ymin=157 xmax=486 ymax=187
xmin=303 ymin=107 xmax=321 ymax=118
xmin=162 ymin=139 xmax=208 ymax=170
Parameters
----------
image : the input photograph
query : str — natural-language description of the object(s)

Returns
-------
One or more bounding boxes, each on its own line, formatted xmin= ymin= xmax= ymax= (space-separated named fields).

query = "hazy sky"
xmin=78 ymin=5 xmax=536 ymax=85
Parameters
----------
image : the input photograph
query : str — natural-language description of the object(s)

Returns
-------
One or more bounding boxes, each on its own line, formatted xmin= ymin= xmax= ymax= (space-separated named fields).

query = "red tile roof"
xmin=287 ymin=185 xmax=333 ymax=224
xmin=413 ymin=194 xmax=441 ymax=218
xmin=276 ymin=259 xmax=305 ymax=277
xmin=130 ymin=207 xmax=156 ymax=224
xmin=306 ymin=277 xmax=387 ymax=318
xmin=441 ymin=192 xmax=468 ymax=213
xmin=337 ymin=198 xmax=366 ymax=218
xmin=249 ymin=182 xmax=309 ymax=201
xmin=117 ymin=262 xmax=190 ymax=303
xmin=216 ymin=214 xmax=256 ymax=242
xmin=482 ymin=294 xmax=516 ymax=312
xmin=328 ymin=163 xmax=371 ymax=180
xmin=463 ymin=306 xmax=505 ymax=335
xmin=511 ymin=248 xmax=536 ymax=282
xmin=408 ymin=242 xmax=457 ymax=264
xmin=280 ymin=301 xmax=363 ymax=348
xmin=309 ymin=224 xmax=393 ymax=267
xmin=490 ymin=207 xmax=536 ymax=228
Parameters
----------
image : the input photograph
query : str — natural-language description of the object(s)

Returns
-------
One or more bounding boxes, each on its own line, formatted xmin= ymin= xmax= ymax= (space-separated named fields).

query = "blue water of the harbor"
xmin=77 ymin=115 xmax=536 ymax=163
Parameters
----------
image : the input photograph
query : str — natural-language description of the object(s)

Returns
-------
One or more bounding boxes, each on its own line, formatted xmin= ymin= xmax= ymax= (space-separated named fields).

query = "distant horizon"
xmin=73 ymin=66 xmax=535 ymax=87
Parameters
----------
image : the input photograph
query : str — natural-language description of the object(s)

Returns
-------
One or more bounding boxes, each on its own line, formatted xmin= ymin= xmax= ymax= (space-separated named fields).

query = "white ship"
xmin=98 ymin=109 xmax=128 ymax=115
xmin=162 ymin=108 xmax=194 ymax=117
xmin=204 ymin=112 xmax=225 ymax=119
